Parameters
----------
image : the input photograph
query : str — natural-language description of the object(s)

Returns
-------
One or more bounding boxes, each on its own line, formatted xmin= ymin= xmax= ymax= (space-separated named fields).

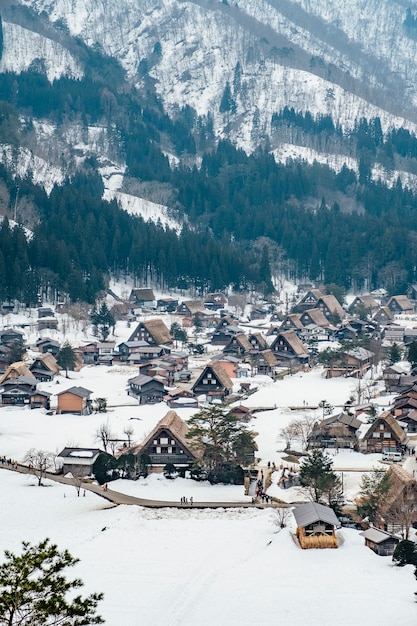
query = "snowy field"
xmin=1 ymin=295 xmax=417 ymax=623
xmin=1 ymin=470 xmax=416 ymax=626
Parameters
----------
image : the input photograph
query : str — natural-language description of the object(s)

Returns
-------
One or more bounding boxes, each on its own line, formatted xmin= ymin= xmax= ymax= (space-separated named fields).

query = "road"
xmin=0 ymin=461 xmax=275 ymax=509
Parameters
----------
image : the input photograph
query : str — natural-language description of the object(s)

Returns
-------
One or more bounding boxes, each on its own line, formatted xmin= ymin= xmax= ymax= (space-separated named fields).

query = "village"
xmin=2 ymin=283 xmax=417 ymax=623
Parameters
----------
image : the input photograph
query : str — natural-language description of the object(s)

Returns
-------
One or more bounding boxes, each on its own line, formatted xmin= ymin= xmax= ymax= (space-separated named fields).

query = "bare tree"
xmin=274 ymin=506 xmax=291 ymax=530
xmin=95 ymin=421 xmax=114 ymax=453
xmin=385 ymin=484 xmax=416 ymax=540
xmin=293 ymin=415 xmax=317 ymax=451
xmin=23 ymin=449 xmax=55 ymax=486
xmin=123 ymin=424 xmax=134 ymax=448
xmin=279 ymin=421 xmax=299 ymax=451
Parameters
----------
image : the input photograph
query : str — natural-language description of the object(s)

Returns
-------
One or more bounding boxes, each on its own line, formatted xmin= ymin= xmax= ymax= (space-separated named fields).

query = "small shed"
xmin=293 ymin=502 xmax=340 ymax=549
xmin=56 ymin=448 xmax=103 ymax=478
xmin=360 ymin=527 xmax=400 ymax=556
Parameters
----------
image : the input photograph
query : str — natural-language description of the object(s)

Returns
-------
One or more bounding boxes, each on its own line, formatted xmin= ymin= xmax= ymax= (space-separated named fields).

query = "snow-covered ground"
xmin=1 ymin=295 xmax=417 ymax=623
xmin=1 ymin=470 xmax=416 ymax=626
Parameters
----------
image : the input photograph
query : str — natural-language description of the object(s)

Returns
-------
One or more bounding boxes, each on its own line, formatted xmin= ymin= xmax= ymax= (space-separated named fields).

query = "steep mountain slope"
xmin=11 ymin=0 xmax=417 ymax=154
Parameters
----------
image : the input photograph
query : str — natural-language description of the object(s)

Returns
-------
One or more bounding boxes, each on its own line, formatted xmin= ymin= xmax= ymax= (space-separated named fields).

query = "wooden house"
xmin=128 ymin=319 xmax=173 ymax=347
xmin=253 ymin=349 xmax=279 ymax=376
xmin=127 ymin=374 xmax=165 ymax=404
xmin=156 ymin=297 xmax=179 ymax=312
xmin=56 ymin=386 xmax=93 ymax=415
xmin=210 ymin=355 xmax=240 ymax=379
xmin=383 ymin=464 xmax=417 ymax=532
xmin=279 ymin=314 xmax=304 ymax=333
xmin=175 ymin=300 xmax=206 ymax=317
xmin=383 ymin=364 xmax=412 ymax=392
xmin=0 ymin=361 xmax=35 ymax=385
xmin=325 ymin=347 xmax=374 ymax=379
xmin=0 ymin=375 xmax=37 ymax=406
xmin=96 ymin=342 xmax=115 ymax=365
xmin=229 ymin=404 xmax=253 ymax=422
xmin=250 ymin=307 xmax=268 ymax=320
xmin=117 ymin=340 xmax=150 ymax=362
xmin=360 ymin=527 xmax=400 ymax=556
xmin=192 ymin=362 xmax=233 ymax=401
xmin=76 ymin=342 xmax=99 ymax=365
xmin=222 ymin=333 xmax=253 ymax=357
xmin=37 ymin=317 xmax=58 ymax=332
xmin=30 ymin=389 xmax=52 ymax=410
xmin=129 ymin=288 xmax=155 ymax=308
xmin=348 ymin=295 xmax=379 ymax=317
xmin=0 ymin=328 xmax=25 ymax=347
xmin=294 ymin=502 xmax=339 ymax=549
xmin=359 ymin=411 xmax=407 ymax=454
xmin=294 ymin=289 xmax=325 ymax=313
xmin=386 ymin=295 xmax=414 ymax=315
xmin=211 ymin=316 xmax=241 ymax=345
xmin=372 ymin=306 xmax=394 ymax=325
xmin=315 ymin=295 xmax=346 ymax=321
xmin=248 ymin=332 xmax=268 ymax=351
xmin=56 ymin=447 xmax=103 ymax=477
xmin=204 ymin=292 xmax=227 ymax=311
xmin=269 ymin=330 xmax=309 ymax=367
xmin=35 ymin=337 xmax=60 ymax=356
xmin=299 ymin=307 xmax=330 ymax=328
xmin=29 ymin=353 xmax=60 ymax=382
xmin=164 ymin=388 xmax=198 ymax=409
xmin=308 ymin=413 xmax=362 ymax=450
xmin=121 ymin=410 xmax=201 ymax=471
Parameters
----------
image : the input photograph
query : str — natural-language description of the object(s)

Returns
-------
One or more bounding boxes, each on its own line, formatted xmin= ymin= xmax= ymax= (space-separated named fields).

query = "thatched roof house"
xmin=122 ymin=410 xmax=201 ymax=470
xmin=128 ymin=319 xmax=173 ymax=346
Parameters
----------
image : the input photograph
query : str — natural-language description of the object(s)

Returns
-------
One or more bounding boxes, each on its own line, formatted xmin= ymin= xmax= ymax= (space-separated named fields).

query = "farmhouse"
xmin=122 ymin=410 xmax=200 ymax=471
xmin=359 ymin=411 xmax=407 ymax=454
xmin=192 ymin=362 xmax=233 ymax=401
xmin=128 ymin=319 xmax=173 ymax=347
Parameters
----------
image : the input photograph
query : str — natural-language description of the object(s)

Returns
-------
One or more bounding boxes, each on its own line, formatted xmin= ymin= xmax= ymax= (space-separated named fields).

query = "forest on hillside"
xmin=2 ymin=33 xmax=417 ymax=304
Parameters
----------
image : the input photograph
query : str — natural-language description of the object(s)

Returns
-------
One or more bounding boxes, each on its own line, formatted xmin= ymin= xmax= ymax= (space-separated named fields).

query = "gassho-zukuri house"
xmin=118 ymin=410 xmax=202 ymax=472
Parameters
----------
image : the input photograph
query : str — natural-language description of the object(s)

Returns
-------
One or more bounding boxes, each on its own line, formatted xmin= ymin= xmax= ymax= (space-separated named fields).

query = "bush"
xmin=207 ymin=464 xmax=244 ymax=485
xmin=392 ymin=540 xmax=417 ymax=566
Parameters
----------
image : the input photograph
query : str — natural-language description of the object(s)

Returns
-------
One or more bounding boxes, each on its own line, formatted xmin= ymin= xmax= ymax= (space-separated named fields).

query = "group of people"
xmin=180 ymin=496 xmax=193 ymax=505
xmin=1 ymin=456 xmax=18 ymax=469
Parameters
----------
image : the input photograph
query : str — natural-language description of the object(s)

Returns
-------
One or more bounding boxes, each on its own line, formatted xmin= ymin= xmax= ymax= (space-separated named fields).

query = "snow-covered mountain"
xmin=3 ymin=0 xmax=417 ymax=195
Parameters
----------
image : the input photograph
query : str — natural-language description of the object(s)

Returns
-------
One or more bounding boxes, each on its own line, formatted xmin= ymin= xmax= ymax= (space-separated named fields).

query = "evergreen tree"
xmin=56 ymin=341 xmax=78 ymax=378
xmin=392 ymin=540 xmax=417 ymax=566
xmin=358 ymin=468 xmax=391 ymax=525
xmin=389 ymin=342 xmax=402 ymax=365
xmin=219 ymin=82 xmax=236 ymax=114
xmin=91 ymin=302 xmax=115 ymax=341
xmin=407 ymin=340 xmax=417 ymax=372
xmin=299 ymin=448 xmax=341 ymax=504
xmin=186 ymin=405 xmax=257 ymax=472
xmin=0 ymin=539 xmax=103 ymax=625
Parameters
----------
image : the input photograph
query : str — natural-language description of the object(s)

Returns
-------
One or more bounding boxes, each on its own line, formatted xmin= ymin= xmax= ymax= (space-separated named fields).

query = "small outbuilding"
xmin=56 ymin=447 xmax=103 ymax=478
xmin=293 ymin=502 xmax=340 ymax=549
xmin=360 ymin=527 xmax=400 ymax=556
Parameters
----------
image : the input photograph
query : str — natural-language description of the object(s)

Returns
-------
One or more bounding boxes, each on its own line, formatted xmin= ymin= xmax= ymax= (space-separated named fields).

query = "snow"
xmin=1 ymin=298 xmax=417 ymax=623
xmin=1 ymin=470 xmax=416 ymax=626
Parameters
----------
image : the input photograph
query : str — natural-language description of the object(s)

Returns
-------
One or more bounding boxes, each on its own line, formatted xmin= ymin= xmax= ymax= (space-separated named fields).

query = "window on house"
xmin=372 ymin=432 xmax=380 ymax=438
xmin=160 ymin=438 xmax=169 ymax=445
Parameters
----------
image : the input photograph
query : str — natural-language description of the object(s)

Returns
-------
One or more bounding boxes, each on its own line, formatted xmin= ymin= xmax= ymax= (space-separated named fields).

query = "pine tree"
xmin=407 ymin=340 xmax=417 ymax=372
xmin=0 ymin=539 xmax=104 ymax=625
xmin=299 ymin=448 xmax=341 ymax=504
xmin=389 ymin=342 xmax=402 ymax=364
xmin=91 ymin=302 xmax=115 ymax=341
xmin=56 ymin=341 xmax=78 ymax=378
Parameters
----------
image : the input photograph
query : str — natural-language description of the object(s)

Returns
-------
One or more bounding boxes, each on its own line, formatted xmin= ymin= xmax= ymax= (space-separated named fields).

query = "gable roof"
xmin=0 ymin=362 xmax=35 ymax=385
xmin=128 ymin=319 xmax=172 ymax=345
xmin=316 ymin=294 xmax=345 ymax=319
xmin=272 ymin=330 xmax=309 ymax=357
xmin=363 ymin=410 xmax=407 ymax=444
xmin=56 ymin=386 xmax=92 ymax=399
xmin=301 ymin=308 xmax=329 ymax=327
xmin=192 ymin=361 xmax=233 ymax=391
xmin=127 ymin=410 xmax=200 ymax=458
xmin=387 ymin=295 xmax=414 ymax=311
xmin=130 ymin=288 xmax=155 ymax=301
xmin=293 ymin=502 xmax=340 ymax=528
xmin=360 ymin=527 xmax=399 ymax=544
xmin=30 ymin=352 xmax=60 ymax=373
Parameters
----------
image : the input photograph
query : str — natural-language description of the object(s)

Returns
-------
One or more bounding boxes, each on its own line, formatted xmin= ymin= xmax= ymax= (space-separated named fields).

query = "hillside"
xmin=2 ymin=2 xmax=417 ymax=301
